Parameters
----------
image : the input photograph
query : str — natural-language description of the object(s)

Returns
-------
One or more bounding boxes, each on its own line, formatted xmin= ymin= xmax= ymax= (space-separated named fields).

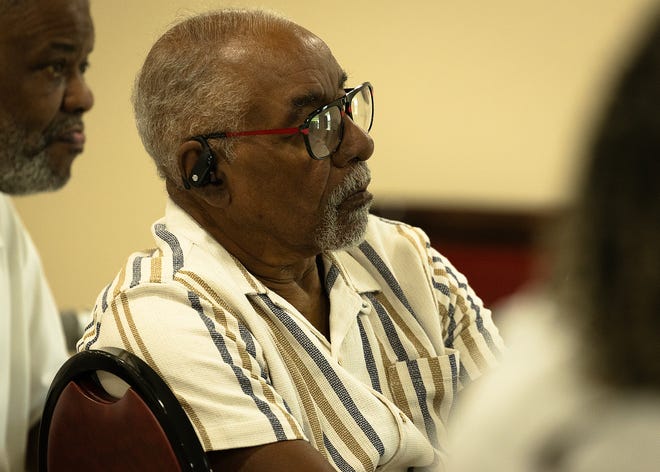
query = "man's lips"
xmin=341 ymin=182 xmax=373 ymax=209
xmin=57 ymin=129 xmax=85 ymax=144
xmin=54 ymin=129 xmax=86 ymax=151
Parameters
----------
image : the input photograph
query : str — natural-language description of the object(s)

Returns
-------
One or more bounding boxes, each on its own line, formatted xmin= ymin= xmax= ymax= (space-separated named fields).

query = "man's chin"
xmin=316 ymin=207 xmax=370 ymax=252
xmin=0 ymin=153 xmax=71 ymax=195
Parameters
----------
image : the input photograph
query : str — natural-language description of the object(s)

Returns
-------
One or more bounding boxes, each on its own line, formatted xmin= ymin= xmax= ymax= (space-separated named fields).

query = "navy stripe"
xmin=101 ymin=283 xmax=110 ymax=311
xmin=154 ymin=223 xmax=184 ymax=274
xmin=444 ymin=265 xmax=499 ymax=355
xmin=459 ymin=360 xmax=469 ymax=387
xmin=239 ymin=323 xmax=269 ymax=382
xmin=84 ymin=322 xmax=102 ymax=351
xmin=358 ymin=241 xmax=418 ymax=321
xmin=407 ymin=361 xmax=437 ymax=446
xmin=445 ymin=302 xmax=457 ymax=349
xmin=365 ymin=292 xmax=408 ymax=362
xmin=326 ymin=263 xmax=340 ymax=292
xmin=324 ymin=433 xmax=356 ymax=472
xmin=188 ymin=291 xmax=287 ymax=440
xmin=259 ymin=294 xmax=385 ymax=458
xmin=130 ymin=256 xmax=143 ymax=288
xmin=433 ymin=279 xmax=451 ymax=297
xmin=357 ymin=317 xmax=381 ymax=393
xmin=450 ymin=353 xmax=459 ymax=399
xmin=82 ymin=316 xmax=95 ymax=333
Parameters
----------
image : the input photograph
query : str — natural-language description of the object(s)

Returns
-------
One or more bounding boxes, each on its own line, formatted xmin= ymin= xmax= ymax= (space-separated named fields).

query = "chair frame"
xmin=38 ymin=347 xmax=211 ymax=471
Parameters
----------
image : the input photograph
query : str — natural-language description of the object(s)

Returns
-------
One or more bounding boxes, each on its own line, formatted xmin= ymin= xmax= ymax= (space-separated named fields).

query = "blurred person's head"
xmin=0 ymin=0 xmax=94 ymax=195
xmin=563 ymin=8 xmax=660 ymax=391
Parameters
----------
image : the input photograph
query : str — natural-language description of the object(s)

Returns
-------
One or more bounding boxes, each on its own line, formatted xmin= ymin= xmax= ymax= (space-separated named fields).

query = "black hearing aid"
xmin=183 ymin=137 xmax=217 ymax=189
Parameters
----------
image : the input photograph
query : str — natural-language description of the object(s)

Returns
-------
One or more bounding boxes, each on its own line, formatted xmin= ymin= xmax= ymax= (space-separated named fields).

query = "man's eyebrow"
xmin=47 ymin=41 xmax=78 ymax=53
xmin=291 ymin=71 xmax=350 ymax=108
xmin=286 ymin=71 xmax=351 ymax=122
xmin=291 ymin=92 xmax=321 ymax=109
xmin=339 ymin=71 xmax=348 ymax=89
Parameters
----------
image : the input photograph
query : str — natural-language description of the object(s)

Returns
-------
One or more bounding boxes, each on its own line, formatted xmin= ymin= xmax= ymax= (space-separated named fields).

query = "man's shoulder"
xmin=333 ymin=214 xmax=435 ymax=283
xmin=362 ymin=214 xmax=431 ymax=252
xmin=0 ymin=193 xmax=20 ymax=231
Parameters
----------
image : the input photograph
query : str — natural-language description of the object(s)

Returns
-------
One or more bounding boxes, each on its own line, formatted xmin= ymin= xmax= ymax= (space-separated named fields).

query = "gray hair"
xmin=132 ymin=8 xmax=299 ymax=186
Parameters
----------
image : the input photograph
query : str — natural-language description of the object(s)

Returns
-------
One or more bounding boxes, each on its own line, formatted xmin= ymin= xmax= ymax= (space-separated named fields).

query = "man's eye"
xmin=44 ymin=61 xmax=66 ymax=77
xmin=79 ymin=60 xmax=90 ymax=74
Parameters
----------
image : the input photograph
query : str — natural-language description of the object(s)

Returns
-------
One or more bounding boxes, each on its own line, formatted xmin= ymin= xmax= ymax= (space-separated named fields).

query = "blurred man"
xmin=449 ymin=7 xmax=660 ymax=472
xmin=79 ymin=8 xmax=502 ymax=471
xmin=0 ymin=0 xmax=94 ymax=469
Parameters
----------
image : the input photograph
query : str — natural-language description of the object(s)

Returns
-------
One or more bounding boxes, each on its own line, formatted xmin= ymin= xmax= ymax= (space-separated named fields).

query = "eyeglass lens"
xmin=307 ymin=84 xmax=373 ymax=159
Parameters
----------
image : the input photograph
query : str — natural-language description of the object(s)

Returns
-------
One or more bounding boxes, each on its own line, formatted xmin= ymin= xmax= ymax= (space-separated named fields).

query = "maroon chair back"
xmin=38 ymin=348 xmax=211 ymax=472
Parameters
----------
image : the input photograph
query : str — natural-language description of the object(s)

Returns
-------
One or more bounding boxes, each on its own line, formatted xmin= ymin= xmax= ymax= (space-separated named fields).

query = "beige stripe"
xmin=253 ymin=299 xmax=374 ymax=470
xmin=250 ymin=300 xmax=321 ymax=447
xmin=119 ymin=292 xmax=214 ymax=448
xmin=459 ymin=324 xmax=486 ymax=371
xmin=110 ymin=297 xmax=132 ymax=351
xmin=177 ymin=271 xmax=238 ymax=313
xmin=396 ymin=224 xmax=428 ymax=257
xmin=175 ymin=273 xmax=305 ymax=440
xmin=374 ymin=292 xmax=430 ymax=358
xmin=427 ymin=356 xmax=446 ymax=446
xmin=150 ymin=256 xmax=162 ymax=283
xmin=177 ymin=395 xmax=213 ymax=450
xmin=78 ymin=324 xmax=96 ymax=347
xmin=437 ymin=302 xmax=449 ymax=340
xmin=120 ymin=293 xmax=154 ymax=366
xmin=450 ymin=286 xmax=487 ymax=371
xmin=228 ymin=254 xmax=261 ymax=292
xmin=113 ymin=265 xmax=127 ymax=300
xmin=377 ymin=339 xmax=414 ymax=422
xmin=209 ymin=302 xmax=302 ymax=438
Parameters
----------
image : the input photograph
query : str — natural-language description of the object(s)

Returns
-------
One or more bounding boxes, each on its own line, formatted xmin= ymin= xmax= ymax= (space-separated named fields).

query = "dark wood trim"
xmin=371 ymin=203 xmax=562 ymax=246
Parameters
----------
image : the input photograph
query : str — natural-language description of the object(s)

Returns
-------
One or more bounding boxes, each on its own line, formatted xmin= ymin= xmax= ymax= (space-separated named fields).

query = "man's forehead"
xmin=3 ymin=0 xmax=93 ymax=43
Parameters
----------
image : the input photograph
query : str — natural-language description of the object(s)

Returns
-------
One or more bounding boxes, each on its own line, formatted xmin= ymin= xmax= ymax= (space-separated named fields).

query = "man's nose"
xmin=62 ymin=74 xmax=94 ymax=114
xmin=331 ymin=115 xmax=374 ymax=167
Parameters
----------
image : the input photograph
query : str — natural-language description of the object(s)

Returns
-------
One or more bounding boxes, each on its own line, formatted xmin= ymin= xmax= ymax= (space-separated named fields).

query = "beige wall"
xmin=13 ymin=0 xmax=658 ymax=310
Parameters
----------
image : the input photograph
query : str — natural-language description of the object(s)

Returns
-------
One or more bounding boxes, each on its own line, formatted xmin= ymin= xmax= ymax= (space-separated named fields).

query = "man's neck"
xmin=169 ymin=184 xmax=331 ymax=338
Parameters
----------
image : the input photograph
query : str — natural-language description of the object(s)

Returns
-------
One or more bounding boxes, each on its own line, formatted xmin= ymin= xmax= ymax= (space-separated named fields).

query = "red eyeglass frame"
xmin=194 ymin=82 xmax=373 ymax=160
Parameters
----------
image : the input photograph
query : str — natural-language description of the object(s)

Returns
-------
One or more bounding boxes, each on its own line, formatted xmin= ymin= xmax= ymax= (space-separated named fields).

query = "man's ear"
xmin=176 ymin=139 xmax=229 ymax=206
xmin=178 ymin=138 xmax=215 ymax=189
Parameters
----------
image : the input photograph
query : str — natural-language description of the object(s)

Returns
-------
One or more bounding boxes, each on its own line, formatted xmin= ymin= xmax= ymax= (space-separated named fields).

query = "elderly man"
xmin=79 ymin=8 xmax=502 ymax=471
xmin=0 ymin=0 xmax=94 ymax=469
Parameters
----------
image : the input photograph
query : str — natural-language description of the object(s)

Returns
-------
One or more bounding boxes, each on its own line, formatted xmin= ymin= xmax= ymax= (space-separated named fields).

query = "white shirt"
xmin=80 ymin=198 xmax=504 ymax=471
xmin=0 ymin=195 xmax=68 ymax=472
xmin=449 ymin=290 xmax=660 ymax=472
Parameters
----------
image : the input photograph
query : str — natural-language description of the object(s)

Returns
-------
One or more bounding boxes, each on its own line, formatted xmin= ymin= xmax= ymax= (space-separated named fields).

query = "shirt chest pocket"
xmin=385 ymin=349 xmax=459 ymax=445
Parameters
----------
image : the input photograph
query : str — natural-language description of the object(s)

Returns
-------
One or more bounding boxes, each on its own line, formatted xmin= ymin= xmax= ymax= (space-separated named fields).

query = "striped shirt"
xmin=78 ymin=199 xmax=504 ymax=471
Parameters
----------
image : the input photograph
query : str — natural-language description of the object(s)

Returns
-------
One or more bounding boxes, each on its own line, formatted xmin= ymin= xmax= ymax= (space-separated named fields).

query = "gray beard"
xmin=0 ymin=116 xmax=70 ymax=195
xmin=314 ymin=162 xmax=372 ymax=251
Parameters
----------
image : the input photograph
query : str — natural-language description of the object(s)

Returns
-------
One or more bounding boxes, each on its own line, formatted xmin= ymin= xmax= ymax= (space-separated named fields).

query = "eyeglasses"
xmin=194 ymin=82 xmax=373 ymax=160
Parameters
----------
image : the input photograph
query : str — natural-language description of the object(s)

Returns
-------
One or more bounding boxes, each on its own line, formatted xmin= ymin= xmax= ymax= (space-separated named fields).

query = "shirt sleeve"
xmin=3 ymin=197 xmax=69 ymax=426
xmin=81 ymin=281 xmax=307 ymax=453
xmin=427 ymin=244 xmax=505 ymax=387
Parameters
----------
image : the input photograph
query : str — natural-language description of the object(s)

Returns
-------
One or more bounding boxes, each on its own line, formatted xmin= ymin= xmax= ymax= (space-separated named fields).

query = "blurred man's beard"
xmin=0 ymin=117 xmax=69 ymax=195
xmin=315 ymin=162 xmax=372 ymax=251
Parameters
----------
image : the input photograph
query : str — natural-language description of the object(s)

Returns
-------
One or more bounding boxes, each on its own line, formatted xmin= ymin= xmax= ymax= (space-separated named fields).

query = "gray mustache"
xmin=331 ymin=163 xmax=371 ymax=204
